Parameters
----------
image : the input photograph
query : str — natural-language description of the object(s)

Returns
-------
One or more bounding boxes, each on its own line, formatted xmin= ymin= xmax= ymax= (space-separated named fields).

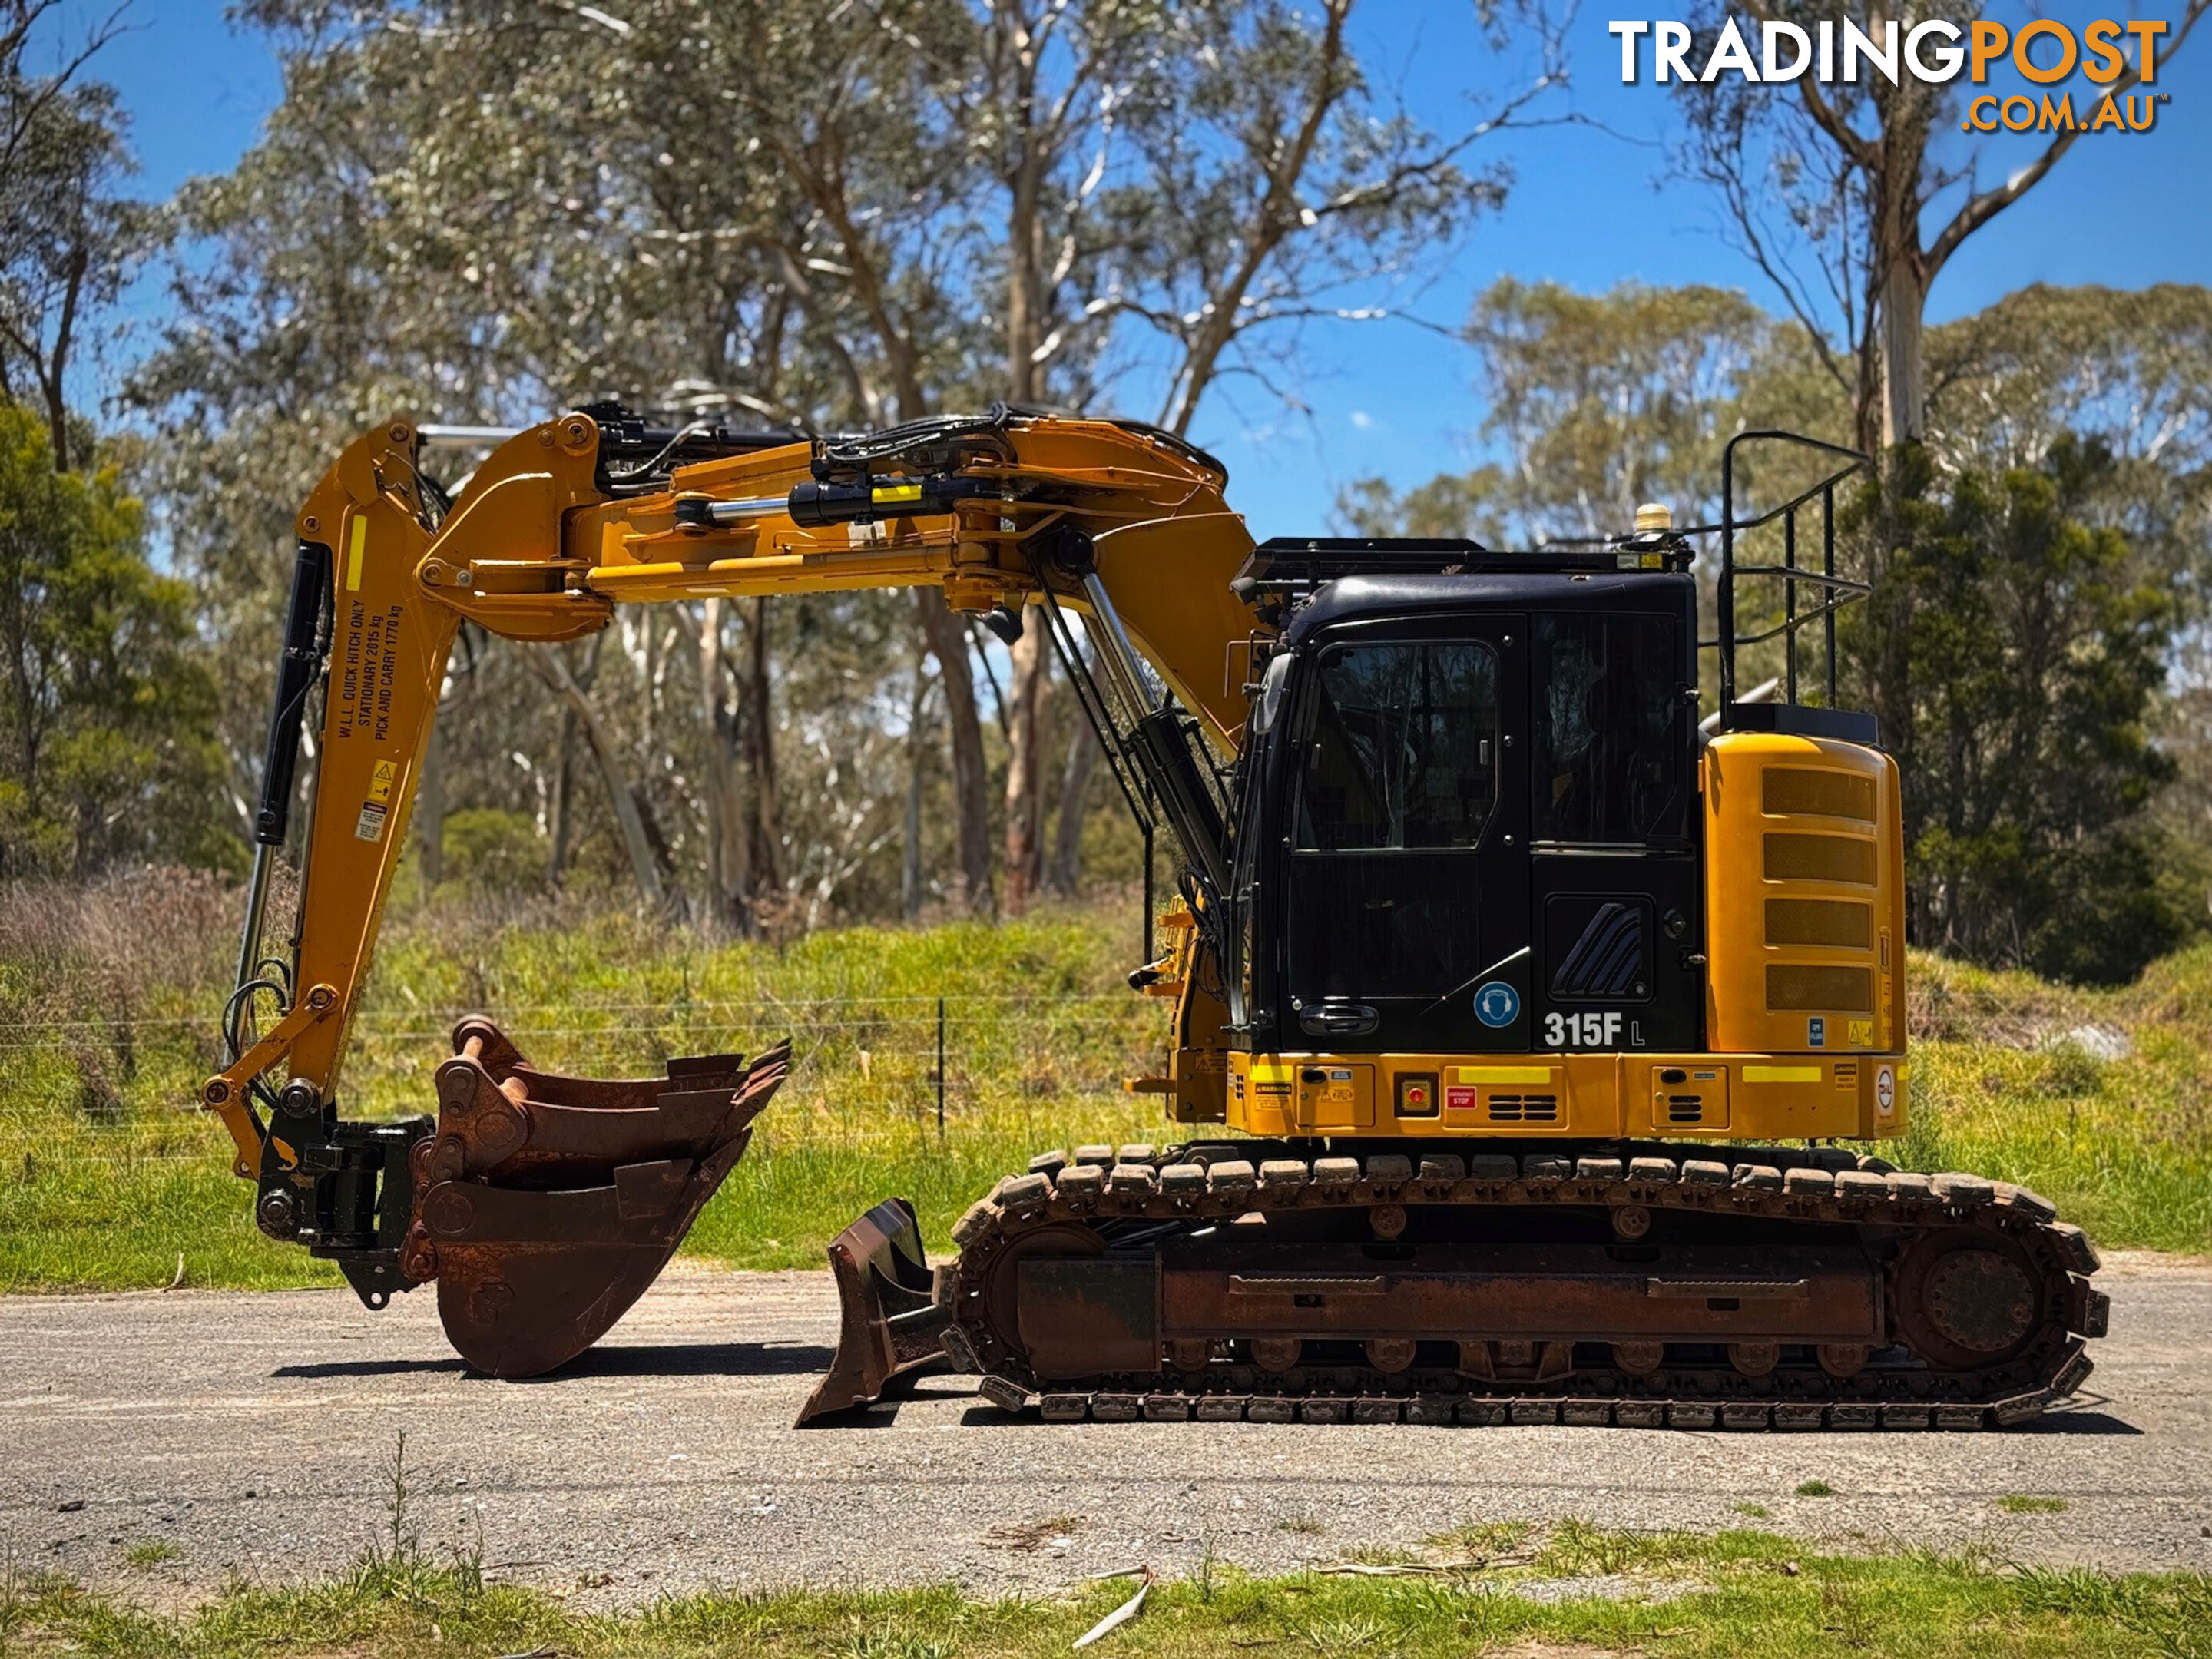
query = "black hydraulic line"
xmin=254 ymin=541 xmax=333 ymax=846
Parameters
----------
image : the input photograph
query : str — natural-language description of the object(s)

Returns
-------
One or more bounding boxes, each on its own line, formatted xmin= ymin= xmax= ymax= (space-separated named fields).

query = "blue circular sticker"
xmin=1474 ymin=980 xmax=1520 ymax=1028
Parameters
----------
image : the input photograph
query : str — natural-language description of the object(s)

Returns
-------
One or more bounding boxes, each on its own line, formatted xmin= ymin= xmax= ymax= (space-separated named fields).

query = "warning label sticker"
xmin=355 ymin=758 xmax=398 ymax=842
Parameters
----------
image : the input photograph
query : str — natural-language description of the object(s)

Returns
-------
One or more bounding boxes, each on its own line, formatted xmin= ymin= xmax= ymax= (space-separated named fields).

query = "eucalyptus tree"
xmin=1673 ymin=1 xmax=2209 ymax=455
xmin=0 ymin=0 xmax=149 ymax=472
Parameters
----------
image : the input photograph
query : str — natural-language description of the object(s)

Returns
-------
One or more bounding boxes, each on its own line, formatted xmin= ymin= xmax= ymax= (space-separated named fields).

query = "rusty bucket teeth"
xmin=796 ymin=1195 xmax=952 ymax=1426
xmin=403 ymin=1018 xmax=791 ymax=1379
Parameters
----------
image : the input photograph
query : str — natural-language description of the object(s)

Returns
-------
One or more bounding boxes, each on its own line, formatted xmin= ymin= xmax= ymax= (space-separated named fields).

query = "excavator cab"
xmin=1223 ymin=545 xmax=1704 ymax=1062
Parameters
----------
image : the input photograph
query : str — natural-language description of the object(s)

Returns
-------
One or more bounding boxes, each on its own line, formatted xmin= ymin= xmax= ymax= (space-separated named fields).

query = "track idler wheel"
xmin=401 ymin=1018 xmax=790 ymax=1378
xmin=1893 ymin=1226 xmax=2045 ymax=1371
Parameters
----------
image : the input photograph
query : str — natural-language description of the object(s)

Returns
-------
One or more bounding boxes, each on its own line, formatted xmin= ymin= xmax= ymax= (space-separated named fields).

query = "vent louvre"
xmin=1487 ymin=1094 xmax=1560 ymax=1123
xmin=1767 ymin=964 xmax=1875 ymax=1012
xmin=1765 ymin=897 xmax=1873 ymax=948
xmin=1763 ymin=767 xmax=1876 ymax=822
xmin=1665 ymin=1093 xmax=1705 ymax=1124
xmin=1763 ymin=833 xmax=1877 ymax=886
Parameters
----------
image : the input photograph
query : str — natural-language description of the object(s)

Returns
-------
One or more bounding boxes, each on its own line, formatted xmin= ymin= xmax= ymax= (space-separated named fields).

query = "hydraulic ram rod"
xmin=233 ymin=540 xmax=331 ymax=1022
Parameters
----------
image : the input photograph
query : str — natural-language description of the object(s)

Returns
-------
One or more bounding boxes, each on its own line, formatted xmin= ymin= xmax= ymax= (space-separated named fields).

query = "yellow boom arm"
xmin=202 ymin=409 xmax=1260 ymax=1170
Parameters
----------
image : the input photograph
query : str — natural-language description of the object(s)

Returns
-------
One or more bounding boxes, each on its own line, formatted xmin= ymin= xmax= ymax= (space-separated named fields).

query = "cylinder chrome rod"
xmin=703 ymin=495 xmax=790 ymax=525
xmin=1077 ymin=570 xmax=1157 ymax=719
xmin=228 ymin=842 xmax=277 ymax=1061
xmin=416 ymin=424 xmax=525 ymax=449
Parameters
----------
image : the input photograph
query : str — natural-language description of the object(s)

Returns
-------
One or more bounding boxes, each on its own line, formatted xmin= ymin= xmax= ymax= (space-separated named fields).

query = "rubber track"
xmin=941 ymin=1142 xmax=2108 ymax=1430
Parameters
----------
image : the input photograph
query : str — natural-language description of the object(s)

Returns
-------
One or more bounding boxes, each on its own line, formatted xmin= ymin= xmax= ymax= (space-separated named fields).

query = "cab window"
xmin=1532 ymin=613 xmax=1682 ymax=844
xmin=1296 ymin=641 xmax=1499 ymax=850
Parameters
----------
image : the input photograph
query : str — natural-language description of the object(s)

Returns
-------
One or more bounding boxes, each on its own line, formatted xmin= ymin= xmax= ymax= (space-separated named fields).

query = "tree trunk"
xmin=1006 ymin=174 xmax=1041 ymax=403
xmin=41 ymin=243 xmax=86 ymax=475
xmin=914 ymin=588 xmax=995 ymax=917
xmin=695 ymin=598 xmax=752 ymax=933
xmin=546 ymin=703 xmax=577 ymax=886
xmin=738 ymin=597 xmax=783 ymax=912
xmin=544 ymin=636 xmax=598 ymax=887
xmin=1048 ymin=717 xmax=1098 ymax=897
xmin=1879 ymin=252 xmax=1929 ymax=449
xmin=527 ymin=650 xmax=664 ymax=910
xmin=902 ymin=645 xmax=933 ymax=921
xmin=1002 ymin=604 xmax=1051 ymax=914
xmin=417 ymin=695 xmax=445 ymax=892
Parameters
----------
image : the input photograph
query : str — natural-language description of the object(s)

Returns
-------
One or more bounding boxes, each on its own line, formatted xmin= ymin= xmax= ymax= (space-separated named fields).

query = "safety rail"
xmin=1696 ymin=429 xmax=1873 ymax=719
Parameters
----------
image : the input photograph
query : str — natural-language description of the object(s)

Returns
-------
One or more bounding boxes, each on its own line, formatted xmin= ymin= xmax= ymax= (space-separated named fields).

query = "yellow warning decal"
xmin=1449 ymin=1065 xmax=1553 ymax=1084
xmin=346 ymin=514 xmax=368 ymax=591
xmin=368 ymin=759 xmax=396 ymax=804
xmin=1742 ymin=1065 xmax=1823 ymax=1084
xmin=1846 ymin=1018 xmax=1874 ymax=1045
xmin=870 ymin=482 xmax=923 ymax=505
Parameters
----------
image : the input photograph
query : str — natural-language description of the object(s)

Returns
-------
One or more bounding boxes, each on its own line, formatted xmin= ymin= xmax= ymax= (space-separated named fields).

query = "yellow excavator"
xmin=202 ymin=404 xmax=2105 ymax=1430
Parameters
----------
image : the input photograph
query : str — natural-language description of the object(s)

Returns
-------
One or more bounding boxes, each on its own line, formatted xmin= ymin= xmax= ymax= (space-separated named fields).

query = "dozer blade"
xmin=399 ymin=1018 xmax=791 ymax=1378
xmin=796 ymin=1195 xmax=952 ymax=1426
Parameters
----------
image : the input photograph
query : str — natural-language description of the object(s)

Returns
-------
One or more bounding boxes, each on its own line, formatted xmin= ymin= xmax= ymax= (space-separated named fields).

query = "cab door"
xmin=1280 ymin=618 xmax=1530 ymax=1053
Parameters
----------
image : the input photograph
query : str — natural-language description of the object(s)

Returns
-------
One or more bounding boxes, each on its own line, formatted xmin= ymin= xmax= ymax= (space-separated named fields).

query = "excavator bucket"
xmin=399 ymin=1016 xmax=790 ymax=1377
xmin=796 ymin=1196 xmax=952 ymax=1425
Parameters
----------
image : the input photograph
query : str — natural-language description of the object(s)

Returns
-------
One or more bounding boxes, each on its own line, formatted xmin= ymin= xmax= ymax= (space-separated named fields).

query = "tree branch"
xmin=1927 ymin=0 xmax=2208 ymax=276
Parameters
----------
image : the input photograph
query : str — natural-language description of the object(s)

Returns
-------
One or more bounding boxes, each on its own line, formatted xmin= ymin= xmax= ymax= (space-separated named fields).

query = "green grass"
xmin=8 ymin=1525 xmax=2212 ymax=1659
xmin=1896 ymin=949 xmax=2212 ymax=1253
xmin=0 ymin=879 xmax=1163 ymax=1291
xmin=1997 ymin=1495 xmax=2072 ymax=1515
xmin=1794 ymin=1480 xmax=1836 ymax=1498
xmin=5 ymin=872 xmax=2212 ymax=1293
xmin=118 ymin=1541 xmax=177 ymax=1571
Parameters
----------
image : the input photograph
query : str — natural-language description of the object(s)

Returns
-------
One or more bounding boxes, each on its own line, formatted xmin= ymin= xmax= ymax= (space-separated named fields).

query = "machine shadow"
xmin=2022 ymin=1398 xmax=2142 ymax=1435
xmin=793 ymin=1371 xmax=974 ymax=1429
xmin=275 ymin=1340 xmax=836 ymax=1382
xmin=273 ymin=1356 xmax=468 ymax=1379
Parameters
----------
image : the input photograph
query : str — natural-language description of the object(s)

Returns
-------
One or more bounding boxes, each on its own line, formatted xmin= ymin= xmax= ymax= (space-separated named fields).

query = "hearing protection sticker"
xmin=355 ymin=758 xmax=396 ymax=843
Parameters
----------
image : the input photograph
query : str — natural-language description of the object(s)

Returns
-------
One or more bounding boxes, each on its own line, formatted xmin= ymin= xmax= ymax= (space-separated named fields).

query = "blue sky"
xmin=44 ymin=0 xmax=2212 ymax=539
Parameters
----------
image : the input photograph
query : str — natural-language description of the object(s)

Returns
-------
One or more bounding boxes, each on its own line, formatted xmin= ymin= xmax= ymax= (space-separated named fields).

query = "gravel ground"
xmin=4 ymin=1253 xmax=2208 ymax=1605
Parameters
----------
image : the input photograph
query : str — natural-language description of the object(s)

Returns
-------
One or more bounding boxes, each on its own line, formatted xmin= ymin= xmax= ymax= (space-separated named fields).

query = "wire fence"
xmin=1 ymin=990 xmax=1172 ymax=1172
